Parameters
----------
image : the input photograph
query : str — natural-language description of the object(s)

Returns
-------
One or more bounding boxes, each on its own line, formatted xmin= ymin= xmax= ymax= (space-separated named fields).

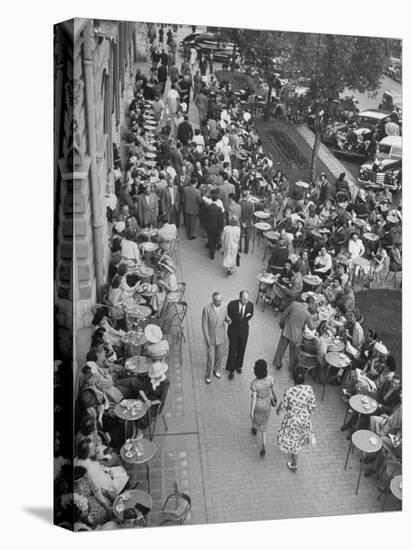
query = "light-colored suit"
xmin=201 ymin=302 xmax=228 ymax=378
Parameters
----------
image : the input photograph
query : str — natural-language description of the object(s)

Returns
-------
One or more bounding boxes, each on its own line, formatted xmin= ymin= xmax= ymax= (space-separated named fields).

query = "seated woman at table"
xmin=136 ymin=361 xmax=170 ymax=431
xmin=293 ymin=249 xmax=311 ymax=276
xmin=125 ymin=216 xmax=141 ymax=243
xmin=73 ymin=466 xmax=112 ymax=529
xmin=269 ymin=262 xmax=303 ymax=310
xmin=313 ymin=246 xmax=332 ymax=280
xmin=345 ymin=308 xmax=365 ymax=351
xmin=318 ymin=200 xmax=335 ymax=228
xmin=276 ymin=206 xmax=294 ymax=232
xmin=75 ymin=439 xmax=129 ymax=502
xmin=155 ymin=254 xmax=179 ymax=314
xmin=75 ymin=414 xmax=120 ymax=467
xmin=304 ymin=205 xmax=319 ymax=232
xmin=348 ymin=232 xmax=365 ymax=278
xmin=335 ymin=281 xmax=355 ymax=315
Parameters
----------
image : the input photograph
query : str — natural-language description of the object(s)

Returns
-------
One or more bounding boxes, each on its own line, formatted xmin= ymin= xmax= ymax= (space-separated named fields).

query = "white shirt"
xmin=202 ymin=196 xmax=225 ymax=212
xmin=169 ymin=186 xmax=175 ymax=205
xmin=314 ymin=252 xmax=332 ymax=273
xmin=121 ymin=239 xmax=140 ymax=262
xmin=239 ymin=303 xmax=245 ymax=318
xmin=213 ymin=304 xmax=221 ymax=316
xmin=348 ymin=238 xmax=365 ymax=259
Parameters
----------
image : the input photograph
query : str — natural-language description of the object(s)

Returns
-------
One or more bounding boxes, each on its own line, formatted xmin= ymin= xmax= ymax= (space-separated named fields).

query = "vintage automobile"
xmin=357 ymin=136 xmax=402 ymax=192
xmin=322 ymin=109 xmax=395 ymax=161
xmin=386 ymin=57 xmax=402 ymax=83
xmin=378 ymin=91 xmax=402 ymax=118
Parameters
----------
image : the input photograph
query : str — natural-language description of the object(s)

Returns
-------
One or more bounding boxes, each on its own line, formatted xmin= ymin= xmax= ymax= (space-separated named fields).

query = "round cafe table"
xmin=344 ymin=429 xmax=382 ymax=495
xmin=323 ymin=351 xmax=351 ymax=400
xmin=265 ymin=230 xmax=279 ymax=243
xmin=120 ymin=439 xmax=157 ymax=494
xmin=252 ymin=222 xmax=272 ymax=253
xmin=254 ymin=210 xmax=271 ymax=220
xmin=115 ymin=400 xmax=148 ymax=439
xmin=124 ymin=304 xmax=152 ymax=331
xmin=327 ymin=338 xmax=345 ymax=353
xmin=341 ymin=394 xmax=378 ymax=431
xmin=256 ymin=271 xmax=278 ymax=311
xmin=113 ymin=489 xmax=153 ymax=523
xmin=122 ymin=331 xmax=148 ymax=357
xmin=302 ymin=274 xmax=322 ymax=292
xmin=381 ymin=474 xmax=402 ymax=511
xmin=300 ymin=291 xmax=323 ymax=303
xmin=144 ymin=151 xmax=157 ymax=159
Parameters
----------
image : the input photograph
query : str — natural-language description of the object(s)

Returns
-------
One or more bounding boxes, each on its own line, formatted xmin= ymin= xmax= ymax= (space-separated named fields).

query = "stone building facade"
xmin=54 ymin=18 xmax=146 ymax=376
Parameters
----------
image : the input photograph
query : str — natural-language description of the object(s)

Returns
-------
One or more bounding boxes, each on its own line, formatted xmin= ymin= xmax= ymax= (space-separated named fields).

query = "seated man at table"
xmin=157 ymin=214 xmax=177 ymax=253
xmin=267 ymin=239 xmax=289 ymax=274
xmin=269 ymin=262 xmax=303 ymax=310
xmin=313 ymin=246 xmax=332 ymax=280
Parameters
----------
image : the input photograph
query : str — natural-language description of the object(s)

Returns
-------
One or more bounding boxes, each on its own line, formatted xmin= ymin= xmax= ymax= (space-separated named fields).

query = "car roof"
xmin=359 ymin=109 xmax=391 ymax=120
xmin=379 ymin=136 xmax=402 ymax=148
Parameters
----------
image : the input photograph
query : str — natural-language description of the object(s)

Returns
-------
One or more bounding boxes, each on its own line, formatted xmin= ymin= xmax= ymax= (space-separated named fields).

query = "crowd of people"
xmin=54 ymin=23 xmax=402 ymax=529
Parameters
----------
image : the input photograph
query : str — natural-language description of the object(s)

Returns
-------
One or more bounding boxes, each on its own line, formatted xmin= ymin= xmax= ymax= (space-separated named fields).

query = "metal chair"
xmin=147 ymin=378 xmax=170 ymax=440
xmin=377 ymin=459 xmax=402 ymax=511
xmin=296 ymin=343 xmax=320 ymax=382
xmin=161 ymin=301 xmax=188 ymax=339
xmin=159 ymin=481 xmax=192 ymax=526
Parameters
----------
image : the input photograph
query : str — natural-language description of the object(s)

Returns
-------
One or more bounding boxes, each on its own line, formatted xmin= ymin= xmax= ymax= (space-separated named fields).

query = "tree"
xmin=284 ymin=33 xmax=391 ymax=181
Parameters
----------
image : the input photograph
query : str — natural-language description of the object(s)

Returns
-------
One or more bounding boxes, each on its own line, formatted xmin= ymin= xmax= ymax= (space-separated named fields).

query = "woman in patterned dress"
xmin=276 ymin=368 xmax=316 ymax=472
xmin=250 ymin=359 xmax=277 ymax=457
xmin=73 ymin=466 xmax=112 ymax=527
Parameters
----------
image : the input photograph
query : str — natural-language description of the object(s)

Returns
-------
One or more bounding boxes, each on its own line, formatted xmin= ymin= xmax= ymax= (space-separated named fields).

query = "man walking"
xmin=202 ymin=292 xmax=228 ymax=384
xmin=273 ymin=297 xmax=318 ymax=372
xmin=160 ymin=177 xmax=179 ymax=225
xmin=239 ymin=190 xmax=254 ymax=253
xmin=182 ymin=177 xmax=202 ymax=239
xmin=204 ymin=190 xmax=225 ymax=259
xmin=226 ymin=290 xmax=254 ymax=380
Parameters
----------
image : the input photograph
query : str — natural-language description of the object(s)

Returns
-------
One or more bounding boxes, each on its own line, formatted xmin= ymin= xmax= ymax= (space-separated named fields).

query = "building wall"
xmin=54 ymin=18 xmax=138 ymax=377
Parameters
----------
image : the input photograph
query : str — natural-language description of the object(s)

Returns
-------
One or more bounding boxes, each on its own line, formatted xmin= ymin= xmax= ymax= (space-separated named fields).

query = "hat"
xmin=144 ymin=324 xmax=163 ymax=344
xmin=86 ymin=361 xmax=99 ymax=374
xmin=374 ymin=342 xmax=389 ymax=355
xmin=148 ymin=361 xmax=169 ymax=379
xmin=114 ymin=221 xmax=126 ymax=233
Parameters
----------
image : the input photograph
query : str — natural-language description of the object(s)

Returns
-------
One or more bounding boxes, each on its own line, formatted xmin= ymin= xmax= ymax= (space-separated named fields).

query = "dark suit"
xmin=239 ymin=198 xmax=254 ymax=253
xmin=225 ymin=299 xmax=254 ymax=373
xmin=204 ymin=203 xmax=224 ymax=258
xmin=376 ymin=381 xmax=401 ymax=415
xmin=182 ymin=185 xmax=202 ymax=238
xmin=160 ymin=185 xmax=179 ymax=225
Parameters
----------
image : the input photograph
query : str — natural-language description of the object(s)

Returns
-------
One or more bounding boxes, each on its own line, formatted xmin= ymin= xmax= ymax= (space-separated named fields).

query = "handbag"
xmin=236 ymin=252 xmax=241 ymax=266
xmin=270 ymin=397 xmax=277 ymax=408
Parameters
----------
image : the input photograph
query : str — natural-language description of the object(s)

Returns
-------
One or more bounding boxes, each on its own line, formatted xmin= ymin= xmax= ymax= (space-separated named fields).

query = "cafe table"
xmin=144 ymin=151 xmax=157 ymax=159
xmin=113 ymin=489 xmax=153 ymax=524
xmin=115 ymin=399 xmax=148 ymax=439
xmin=256 ymin=271 xmax=278 ymax=311
xmin=381 ymin=474 xmax=402 ymax=511
xmin=254 ymin=210 xmax=271 ymax=220
xmin=327 ymin=337 xmax=345 ymax=353
xmin=352 ymin=256 xmax=371 ymax=283
xmin=140 ymin=228 xmax=158 ymax=242
xmin=252 ymin=221 xmax=272 ymax=253
xmin=120 ymin=438 xmax=157 ymax=494
xmin=323 ymin=351 xmax=351 ymax=400
xmin=302 ymin=274 xmax=322 ymax=292
xmin=341 ymin=394 xmax=378 ymax=431
xmin=344 ymin=429 xmax=382 ymax=495
xmin=122 ymin=331 xmax=148 ymax=357
xmin=124 ymin=303 xmax=153 ymax=331
xmin=300 ymin=290 xmax=323 ymax=304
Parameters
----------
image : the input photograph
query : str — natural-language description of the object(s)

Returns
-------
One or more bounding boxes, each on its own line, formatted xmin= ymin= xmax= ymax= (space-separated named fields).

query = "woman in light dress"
xmin=222 ymin=215 xmax=241 ymax=276
xmin=250 ymin=359 xmax=277 ymax=457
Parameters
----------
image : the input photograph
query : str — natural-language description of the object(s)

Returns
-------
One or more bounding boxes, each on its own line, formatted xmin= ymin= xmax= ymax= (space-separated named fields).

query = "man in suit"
xmin=218 ymin=172 xmax=236 ymax=217
xmin=273 ymin=297 xmax=318 ymax=372
xmin=239 ymin=190 xmax=254 ymax=253
xmin=177 ymin=115 xmax=193 ymax=145
xmin=182 ymin=177 xmax=202 ymax=239
xmin=318 ymin=172 xmax=332 ymax=206
xmin=226 ymin=290 xmax=254 ymax=380
xmin=204 ymin=190 xmax=225 ymax=259
xmin=169 ymin=142 xmax=184 ymax=177
xmin=201 ymin=292 xmax=228 ymax=384
xmin=160 ymin=178 xmax=179 ymax=226
xmin=137 ymin=183 xmax=159 ymax=227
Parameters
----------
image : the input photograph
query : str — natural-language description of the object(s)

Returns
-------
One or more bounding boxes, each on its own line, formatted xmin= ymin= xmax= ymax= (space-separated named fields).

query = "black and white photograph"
xmin=52 ymin=15 xmax=403 ymax=531
xmin=2 ymin=1 xmax=409 ymax=548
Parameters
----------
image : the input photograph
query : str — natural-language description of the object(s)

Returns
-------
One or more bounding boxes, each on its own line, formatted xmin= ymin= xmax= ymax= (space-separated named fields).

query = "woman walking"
xmin=222 ymin=215 xmax=241 ymax=276
xmin=276 ymin=368 xmax=316 ymax=472
xmin=250 ymin=359 xmax=277 ymax=457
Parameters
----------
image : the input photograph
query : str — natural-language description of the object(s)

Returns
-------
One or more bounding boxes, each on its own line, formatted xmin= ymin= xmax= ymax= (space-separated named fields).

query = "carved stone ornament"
xmin=65 ymin=79 xmax=84 ymax=110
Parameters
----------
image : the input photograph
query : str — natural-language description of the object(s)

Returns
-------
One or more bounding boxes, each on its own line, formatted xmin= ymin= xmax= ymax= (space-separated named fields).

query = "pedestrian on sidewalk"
xmin=202 ymin=292 xmax=228 ymax=384
xmin=204 ymin=190 xmax=225 ymax=258
xmin=158 ymin=26 xmax=164 ymax=45
xmin=157 ymin=64 xmax=167 ymax=95
xmin=182 ymin=177 xmax=202 ymax=239
xmin=225 ymin=290 xmax=254 ymax=380
xmin=276 ymin=367 xmax=316 ymax=472
xmin=273 ymin=297 xmax=318 ymax=372
xmin=222 ymin=215 xmax=241 ymax=276
xmin=239 ymin=190 xmax=254 ymax=254
xmin=250 ymin=359 xmax=277 ymax=457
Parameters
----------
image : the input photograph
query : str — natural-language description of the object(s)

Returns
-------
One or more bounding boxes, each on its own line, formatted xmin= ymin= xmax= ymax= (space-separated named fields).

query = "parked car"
xmin=322 ymin=120 xmax=375 ymax=161
xmin=357 ymin=136 xmax=402 ymax=192
xmin=386 ymin=57 xmax=402 ymax=82
xmin=378 ymin=91 xmax=402 ymax=118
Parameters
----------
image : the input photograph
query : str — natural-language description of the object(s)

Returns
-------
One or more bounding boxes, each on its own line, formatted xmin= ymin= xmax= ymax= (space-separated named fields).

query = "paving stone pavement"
xmin=120 ymin=23 xmax=401 ymax=527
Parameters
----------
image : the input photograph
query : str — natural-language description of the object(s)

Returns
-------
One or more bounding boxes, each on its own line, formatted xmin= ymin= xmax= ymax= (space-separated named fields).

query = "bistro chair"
xmin=158 ymin=282 xmax=187 ymax=321
xmin=296 ymin=343 xmax=320 ymax=382
xmin=377 ymin=459 xmax=402 ymax=511
xmin=147 ymin=378 xmax=170 ymax=440
xmin=159 ymin=481 xmax=192 ymax=526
